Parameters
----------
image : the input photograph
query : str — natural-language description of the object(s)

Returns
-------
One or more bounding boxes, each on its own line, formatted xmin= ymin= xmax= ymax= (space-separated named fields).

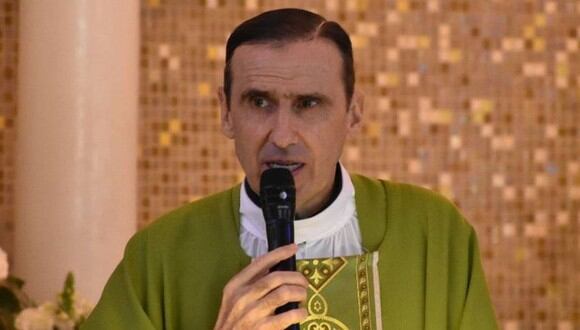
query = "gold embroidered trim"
xmin=297 ymin=257 xmax=347 ymax=291
xmin=357 ymin=254 xmax=372 ymax=330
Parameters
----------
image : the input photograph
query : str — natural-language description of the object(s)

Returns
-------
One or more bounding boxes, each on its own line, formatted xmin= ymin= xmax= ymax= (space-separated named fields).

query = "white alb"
xmin=240 ymin=164 xmax=363 ymax=259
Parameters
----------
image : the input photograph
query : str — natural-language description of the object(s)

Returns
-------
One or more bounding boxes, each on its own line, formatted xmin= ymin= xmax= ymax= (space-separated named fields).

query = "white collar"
xmin=240 ymin=164 xmax=356 ymax=244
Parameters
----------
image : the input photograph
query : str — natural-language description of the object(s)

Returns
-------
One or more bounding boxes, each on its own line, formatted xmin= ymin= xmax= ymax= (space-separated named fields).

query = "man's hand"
xmin=214 ymin=244 xmax=309 ymax=330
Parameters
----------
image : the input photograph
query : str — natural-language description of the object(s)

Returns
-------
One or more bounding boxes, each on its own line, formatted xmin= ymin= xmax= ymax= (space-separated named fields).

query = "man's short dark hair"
xmin=224 ymin=8 xmax=354 ymax=108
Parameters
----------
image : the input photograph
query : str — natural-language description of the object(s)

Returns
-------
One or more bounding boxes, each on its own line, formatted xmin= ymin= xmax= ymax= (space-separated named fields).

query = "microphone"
xmin=260 ymin=168 xmax=300 ymax=330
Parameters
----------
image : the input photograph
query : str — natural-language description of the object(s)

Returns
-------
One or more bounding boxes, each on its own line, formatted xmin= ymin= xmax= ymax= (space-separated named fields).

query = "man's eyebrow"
xmin=294 ymin=92 xmax=331 ymax=102
xmin=240 ymin=89 xmax=272 ymax=102
xmin=240 ymin=89 xmax=333 ymax=105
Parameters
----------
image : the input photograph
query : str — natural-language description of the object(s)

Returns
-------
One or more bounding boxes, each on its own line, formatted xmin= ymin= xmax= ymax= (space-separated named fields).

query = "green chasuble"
xmin=82 ymin=175 xmax=498 ymax=329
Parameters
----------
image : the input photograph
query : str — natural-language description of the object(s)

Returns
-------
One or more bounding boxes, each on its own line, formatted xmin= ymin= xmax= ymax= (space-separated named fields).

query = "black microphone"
xmin=260 ymin=168 xmax=300 ymax=330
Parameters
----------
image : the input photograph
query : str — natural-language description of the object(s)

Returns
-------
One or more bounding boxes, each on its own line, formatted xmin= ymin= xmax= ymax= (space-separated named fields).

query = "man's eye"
xmin=296 ymin=98 xmax=319 ymax=109
xmin=251 ymin=97 xmax=270 ymax=108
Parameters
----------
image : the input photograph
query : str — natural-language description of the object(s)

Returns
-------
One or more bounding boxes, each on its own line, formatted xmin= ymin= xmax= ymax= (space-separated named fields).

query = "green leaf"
xmin=59 ymin=272 xmax=75 ymax=318
xmin=5 ymin=276 xmax=24 ymax=289
xmin=0 ymin=287 xmax=21 ymax=313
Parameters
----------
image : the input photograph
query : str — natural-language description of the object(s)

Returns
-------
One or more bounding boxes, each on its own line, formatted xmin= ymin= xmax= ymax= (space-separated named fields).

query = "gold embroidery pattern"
xmin=297 ymin=258 xmax=347 ymax=291
xmin=298 ymin=258 xmax=349 ymax=330
xmin=356 ymin=254 xmax=372 ymax=330
xmin=297 ymin=256 xmax=374 ymax=329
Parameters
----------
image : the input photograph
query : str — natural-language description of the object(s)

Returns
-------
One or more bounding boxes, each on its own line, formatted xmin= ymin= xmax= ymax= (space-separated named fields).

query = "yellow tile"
xmin=198 ymin=82 xmax=211 ymax=97
xmin=523 ymin=25 xmax=535 ymax=39
xmin=417 ymin=36 xmax=431 ymax=49
xmin=207 ymin=46 xmax=218 ymax=61
xmin=169 ymin=119 xmax=181 ymax=134
xmin=385 ymin=73 xmax=400 ymax=87
xmin=366 ymin=122 xmax=381 ymax=138
xmin=449 ymin=49 xmax=463 ymax=63
xmin=148 ymin=0 xmax=161 ymax=7
xmin=159 ymin=132 xmax=171 ymax=146
xmin=396 ymin=0 xmax=410 ymax=12
xmin=357 ymin=0 xmax=369 ymax=11
xmin=534 ymin=14 xmax=547 ymax=27
xmin=514 ymin=247 xmax=528 ymax=261
xmin=533 ymin=38 xmax=546 ymax=52
xmin=557 ymin=63 xmax=569 ymax=77
xmin=351 ymin=35 xmax=369 ymax=49
xmin=376 ymin=72 xmax=399 ymax=87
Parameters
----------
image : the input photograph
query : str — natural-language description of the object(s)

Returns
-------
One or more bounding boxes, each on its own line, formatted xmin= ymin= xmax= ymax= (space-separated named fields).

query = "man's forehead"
xmin=229 ymin=39 xmax=343 ymax=90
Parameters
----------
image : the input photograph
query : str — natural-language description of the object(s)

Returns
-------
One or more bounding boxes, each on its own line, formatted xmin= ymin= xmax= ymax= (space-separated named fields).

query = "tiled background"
xmin=0 ymin=0 xmax=17 ymax=264
xmin=2 ymin=0 xmax=579 ymax=328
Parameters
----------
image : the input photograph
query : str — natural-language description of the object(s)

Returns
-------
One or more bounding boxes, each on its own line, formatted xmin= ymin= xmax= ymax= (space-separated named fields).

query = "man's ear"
xmin=218 ymin=87 xmax=234 ymax=139
xmin=346 ymin=89 xmax=364 ymax=133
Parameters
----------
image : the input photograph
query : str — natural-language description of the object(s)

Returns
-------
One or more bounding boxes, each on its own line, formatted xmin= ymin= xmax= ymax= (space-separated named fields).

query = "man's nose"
xmin=268 ymin=108 xmax=298 ymax=149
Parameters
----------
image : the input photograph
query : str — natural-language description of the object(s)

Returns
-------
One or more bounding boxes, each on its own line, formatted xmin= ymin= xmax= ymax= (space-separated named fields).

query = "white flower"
xmin=53 ymin=314 xmax=75 ymax=330
xmin=0 ymin=246 xmax=8 ymax=280
xmin=74 ymin=295 xmax=94 ymax=320
xmin=14 ymin=306 xmax=55 ymax=330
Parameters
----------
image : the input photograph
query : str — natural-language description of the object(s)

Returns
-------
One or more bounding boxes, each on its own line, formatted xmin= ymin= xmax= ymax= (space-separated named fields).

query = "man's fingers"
xmin=242 ymin=271 xmax=308 ymax=305
xmin=243 ymin=283 xmax=307 ymax=321
xmin=227 ymin=244 xmax=299 ymax=290
xmin=256 ymin=308 xmax=308 ymax=330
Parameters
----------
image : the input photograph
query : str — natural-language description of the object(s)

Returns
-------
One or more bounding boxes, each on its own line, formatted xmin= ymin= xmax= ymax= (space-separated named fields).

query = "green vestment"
xmin=82 ymin=175 xmax=498 ymax=329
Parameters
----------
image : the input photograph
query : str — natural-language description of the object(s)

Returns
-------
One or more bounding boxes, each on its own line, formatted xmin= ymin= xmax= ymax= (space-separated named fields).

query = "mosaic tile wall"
xmin=0 ymin=0 xmax=17 ymax=260
xmin=139 ymin=1 xmax=579 ymax=328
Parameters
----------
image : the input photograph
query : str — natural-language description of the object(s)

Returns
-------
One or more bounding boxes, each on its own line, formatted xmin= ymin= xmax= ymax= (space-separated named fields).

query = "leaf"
xmin=0 ymin=287 xmax=21 ymax=313
xmin=5 ymin=276 xmax=24 ymax=289
xmin=59 ymin=272 xmax=75 ymax=318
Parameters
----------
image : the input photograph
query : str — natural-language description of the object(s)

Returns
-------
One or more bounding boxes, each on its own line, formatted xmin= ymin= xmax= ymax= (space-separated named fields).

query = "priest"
xmin=83 ymin=8 xmax=498 ymax=329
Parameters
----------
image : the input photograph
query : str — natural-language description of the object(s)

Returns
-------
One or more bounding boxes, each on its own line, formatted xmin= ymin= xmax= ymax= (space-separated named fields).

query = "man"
xmin=83 ymin=8 xmax=498 ymax=329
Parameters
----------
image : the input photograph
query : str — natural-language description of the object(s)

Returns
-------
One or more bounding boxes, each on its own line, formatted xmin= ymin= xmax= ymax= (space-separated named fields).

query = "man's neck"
xmin=244 ymin=164 xmax=343 ymax=219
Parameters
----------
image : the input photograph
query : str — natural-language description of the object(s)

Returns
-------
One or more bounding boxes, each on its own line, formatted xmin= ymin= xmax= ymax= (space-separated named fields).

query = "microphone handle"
xmin=266 ymin=220 xmax=300 ymax=330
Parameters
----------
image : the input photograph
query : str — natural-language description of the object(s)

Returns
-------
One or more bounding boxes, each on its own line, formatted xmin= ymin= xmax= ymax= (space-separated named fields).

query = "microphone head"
xmin=260 ymin=168 xmax=296 ymax=223
xmin=260 ymin=167 xmax=294 ymax=192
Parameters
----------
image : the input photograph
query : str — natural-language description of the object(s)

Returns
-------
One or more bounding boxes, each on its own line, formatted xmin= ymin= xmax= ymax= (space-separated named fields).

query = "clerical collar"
xmin=244 ymin=163 xmax=343 ymax=219
xmin=240 ymin=163 xmax=356 ymax=244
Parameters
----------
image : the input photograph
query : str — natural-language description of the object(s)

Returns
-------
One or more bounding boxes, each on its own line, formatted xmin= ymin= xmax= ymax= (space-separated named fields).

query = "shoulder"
xmin=352 ymin=173 xmax=473 ymax=238
xmin=124 ymin=185 xmax=241 ymax=256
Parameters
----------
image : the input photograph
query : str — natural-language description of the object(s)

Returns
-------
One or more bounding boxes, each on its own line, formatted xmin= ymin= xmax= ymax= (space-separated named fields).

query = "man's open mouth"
xmin=265 ymin=162 xmax=304 ymax=172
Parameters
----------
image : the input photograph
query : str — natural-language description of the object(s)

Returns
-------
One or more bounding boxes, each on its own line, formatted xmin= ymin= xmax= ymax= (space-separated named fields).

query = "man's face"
xmin=219 ymin=39 xmax=362 ymax=217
